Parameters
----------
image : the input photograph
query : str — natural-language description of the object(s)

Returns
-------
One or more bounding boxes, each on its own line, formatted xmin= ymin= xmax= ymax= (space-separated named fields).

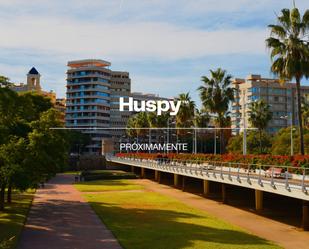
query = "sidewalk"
xmin=17 ymin=174 xmax=122 ymax=249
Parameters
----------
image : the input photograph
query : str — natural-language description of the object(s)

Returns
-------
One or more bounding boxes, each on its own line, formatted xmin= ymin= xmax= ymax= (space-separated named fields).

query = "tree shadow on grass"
xmin=77 ymin=179 xmax=135 ymax=186
xmin=89 ymin=201 xmax=279 ymax=249
xmin=13 ymin=195 xmax=279 ymax=249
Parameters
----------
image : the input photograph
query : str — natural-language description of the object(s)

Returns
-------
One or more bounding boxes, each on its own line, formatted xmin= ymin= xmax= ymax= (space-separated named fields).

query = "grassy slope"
xmin=75 ymin=179 xmax=143 ymax=192
xmin=0 ymin=190 xmax=34 ymax=249
xmin=76 ymin=180 xmax=280 ymax=249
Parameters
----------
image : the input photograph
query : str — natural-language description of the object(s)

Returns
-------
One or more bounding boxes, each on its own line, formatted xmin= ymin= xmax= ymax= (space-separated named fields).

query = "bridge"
xmin=106 ymin=154 xmax=309 ymax=230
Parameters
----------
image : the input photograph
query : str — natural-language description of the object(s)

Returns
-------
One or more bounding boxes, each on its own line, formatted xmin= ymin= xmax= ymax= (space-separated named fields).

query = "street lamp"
xmin=214 ymin=129 xmax=217 ymax=155
xmin=280 ymin=114 xmax=294 ymax=156
xmin=208 ymin=114 xmax=219 ymax=155
xmin=242 ymin=105 xmax=247 ymax=156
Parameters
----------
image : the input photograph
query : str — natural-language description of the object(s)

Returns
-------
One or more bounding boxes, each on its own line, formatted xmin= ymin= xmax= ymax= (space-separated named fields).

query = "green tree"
xmin=227 ymin=131 xmax=273 ymax=155
xmin=147 ymin=111 xmax=170 ymax=128
xmin=271 ymin=127 xmax=309 ymax=155
xmin=266 ymin=6 xmax=309 ymax=155
xmin=198 ymin=68 xmax=234 ymax=153
xmin=126 ymin=112 xmax=150 ymax=142
xmin=147 ymin=111 xmax=170 ymax=144
xmin=126 ymin=115 xmax=138 ymax=139
xmin=176 ymin=93 xmax=195 ymax=136
xmin=0 ymin=87 xmax=68 ymax=209
xmin=18 ymin=92 xmax=53 ymax=122
xmin=135 ymin=112 xmax=150 ymax=138
xmin=194 ymin=109 xmax=210 ymax=128
xmin=0 ymin=75 xmax=13 ymax=87
xmin=0 ymin=137 xmax=28 ymax=208
xmin=248 ymin=100 xmax=272 ymax=153
xmin=27 ymin=109 xmax=69 ymax=178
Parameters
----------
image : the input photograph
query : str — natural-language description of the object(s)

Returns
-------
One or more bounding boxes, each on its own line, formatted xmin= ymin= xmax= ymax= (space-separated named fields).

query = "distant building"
xmin=108 ymin=71 xmax=131 ymax=150
xmin=10 ymin=67 xmax=56 ymax=104
xmin=65 ymin=59 xmax=131 ymax=154
xmin=232 ymin=74 xmax=309 ymax=134
xmin=131 ymin=92 xmax=171 ymax=102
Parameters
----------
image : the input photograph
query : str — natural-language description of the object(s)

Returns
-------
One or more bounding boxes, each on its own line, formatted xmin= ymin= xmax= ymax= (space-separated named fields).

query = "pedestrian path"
xmin=17 ymin=174 xmax=122 ymax=249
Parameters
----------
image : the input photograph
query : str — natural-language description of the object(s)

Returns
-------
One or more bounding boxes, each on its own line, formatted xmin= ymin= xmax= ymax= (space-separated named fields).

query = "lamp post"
xmin=208 ymin=114 xmax=219 ymax=155
xmin=280 ymin=114 xmax=294 ymax=156
xmin=194 ymin=128 xmax=197 ymax=154
xmin=243 ymin=107 xmax=247 ymax=155
xmin=214 ymin=129 xmax=217 ymax=155
xmin=148 ymin=129 xmax=151 ymax=154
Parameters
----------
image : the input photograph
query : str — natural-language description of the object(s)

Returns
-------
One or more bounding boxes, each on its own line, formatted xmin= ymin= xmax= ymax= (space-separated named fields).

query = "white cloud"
xmin=0 ymin=16 xmax=267 ymax=61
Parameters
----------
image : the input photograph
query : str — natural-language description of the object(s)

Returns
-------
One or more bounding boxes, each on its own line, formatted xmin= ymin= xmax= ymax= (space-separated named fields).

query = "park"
xmin=1 ymin=2 xmax=309 ymax=249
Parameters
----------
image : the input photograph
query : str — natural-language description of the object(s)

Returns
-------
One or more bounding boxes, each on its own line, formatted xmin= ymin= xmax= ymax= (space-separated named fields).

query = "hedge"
xmin=115 ymin=153 xmax=309 ymax=168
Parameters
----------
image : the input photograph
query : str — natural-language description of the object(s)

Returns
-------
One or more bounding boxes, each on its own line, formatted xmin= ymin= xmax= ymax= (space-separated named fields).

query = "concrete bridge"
xmin=106 ymin=155 xmax=309 ymax=230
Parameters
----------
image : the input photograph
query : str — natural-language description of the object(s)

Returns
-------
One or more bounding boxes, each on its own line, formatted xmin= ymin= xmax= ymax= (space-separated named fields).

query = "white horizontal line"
xmin=49 ymin=127 xmax=257 ymax=130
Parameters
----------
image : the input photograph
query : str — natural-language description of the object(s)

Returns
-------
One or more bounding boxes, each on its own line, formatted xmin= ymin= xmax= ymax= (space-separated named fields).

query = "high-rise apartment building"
xmin=232 ymin=74 xmax=309 ymax=134
xmin=65 ymin=59 xmax=131 ymax=154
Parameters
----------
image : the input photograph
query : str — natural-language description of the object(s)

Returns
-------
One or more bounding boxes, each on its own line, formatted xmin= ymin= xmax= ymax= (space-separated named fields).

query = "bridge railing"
xmin=107 ymin=155 xmax=308 ymax=193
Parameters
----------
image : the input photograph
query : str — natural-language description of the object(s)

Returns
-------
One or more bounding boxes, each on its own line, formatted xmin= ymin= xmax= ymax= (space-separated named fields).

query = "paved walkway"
xmin=135 ymin=179 xmax=309 ymax=249
xmin=17 ymin=174 xmax=122 ymax=249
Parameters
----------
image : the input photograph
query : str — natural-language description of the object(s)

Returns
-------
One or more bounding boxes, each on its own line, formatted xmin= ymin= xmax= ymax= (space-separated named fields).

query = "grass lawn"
xmin=0 ymin=190 xmax=34 ymax=249
xmin=75 ymin=179 xmax=144 ymax=192
xmin=76 ymin=180 xmax=280 ymax=249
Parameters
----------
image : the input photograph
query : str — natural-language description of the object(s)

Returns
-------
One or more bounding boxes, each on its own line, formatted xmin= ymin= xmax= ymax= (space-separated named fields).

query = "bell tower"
xmin=27 ymin=67 xmax=41 ymax=92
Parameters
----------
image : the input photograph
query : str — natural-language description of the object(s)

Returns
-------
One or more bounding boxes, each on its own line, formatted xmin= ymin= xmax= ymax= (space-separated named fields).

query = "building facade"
xmin=65 ymin=59 xmax=131 ymax=154
xmin=232 ymin=74 xmax=309 ymax=134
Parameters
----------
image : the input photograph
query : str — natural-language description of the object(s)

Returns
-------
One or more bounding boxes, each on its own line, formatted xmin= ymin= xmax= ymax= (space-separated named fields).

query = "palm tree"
xmin=266 ymin=6 xmax=309 ymax=155
xmin=147 ymin=111 xmax=169 ymax=144
xmin=194 ymin=109 xmax=210 ymax=128
xmin=302 ymin=95 xmax=309 ymax=127
xmin=134 ymin=112 xmax=149 ymax=139
xmin=126 ymin=115 xmax=137 ymax=140
xmin=176 ymin=93 xmax=195 ymax=136
xmin=126 ymin=112 xmax=149 ymax=142
xmin=248 ymin=100 xmax=273 ymax=153
xmin=198 ymin=68 xmax=234 ymax=154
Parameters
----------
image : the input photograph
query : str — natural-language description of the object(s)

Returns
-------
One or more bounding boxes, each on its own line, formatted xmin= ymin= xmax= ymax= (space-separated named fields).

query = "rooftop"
xmin=67 ymin=59 xmax=111 ymax=68
xmin=28 ymin=67 xmax=40 ymax=75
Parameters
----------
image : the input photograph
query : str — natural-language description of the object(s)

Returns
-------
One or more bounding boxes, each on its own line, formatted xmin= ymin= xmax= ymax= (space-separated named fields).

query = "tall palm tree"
xmin=266 ymin=6 xmax=309 ymax=155
xmin=176 ymin=93 xmax=195 ymax=136
xmin=198 ymin=68 xmax=234 ymax=154
xmin=248 ymin=100 xmax=273 ymax=153
xmin=302 ymin=95 xmax=309 ymax=127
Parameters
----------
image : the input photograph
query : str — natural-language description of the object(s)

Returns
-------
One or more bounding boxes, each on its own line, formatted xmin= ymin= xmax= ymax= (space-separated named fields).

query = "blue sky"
xmin=0 ymin=0 xmax=308 ymax=105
